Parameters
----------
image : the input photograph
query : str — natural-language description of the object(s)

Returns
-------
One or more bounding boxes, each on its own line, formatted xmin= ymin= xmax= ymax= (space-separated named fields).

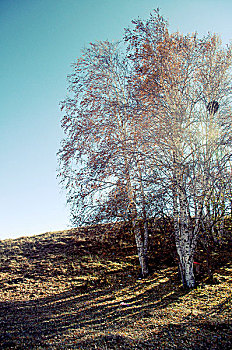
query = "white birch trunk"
xmin=143 ymin=219 xmax=149 ymax=259
xmin=175 ymin=234 xmax=196 ymax=288
xmin=125 ymin=163 xmax=149 ymax=277
xmin=172 ymin=153 xmax=196 ymax=288
xmin=132 ymin=219 xmax=149 ymax=277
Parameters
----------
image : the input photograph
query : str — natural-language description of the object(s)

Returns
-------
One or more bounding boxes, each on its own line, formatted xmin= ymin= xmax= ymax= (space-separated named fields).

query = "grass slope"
xmin=0 ymin=224 xmax=231 ymax=349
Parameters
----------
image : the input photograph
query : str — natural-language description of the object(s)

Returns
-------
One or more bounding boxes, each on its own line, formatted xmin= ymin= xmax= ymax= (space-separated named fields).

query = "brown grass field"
xmin=0 ymin=223 xmax=231 ymax=349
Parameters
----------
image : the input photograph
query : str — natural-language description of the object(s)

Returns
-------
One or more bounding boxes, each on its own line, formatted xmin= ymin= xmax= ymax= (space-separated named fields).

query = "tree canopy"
xmin=58 ymin=10 xmax=232 ymax=288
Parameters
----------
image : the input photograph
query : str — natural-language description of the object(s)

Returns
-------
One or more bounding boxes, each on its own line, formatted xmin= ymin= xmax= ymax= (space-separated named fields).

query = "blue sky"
xmin=0 ymin=0 xmax=231 ymax=240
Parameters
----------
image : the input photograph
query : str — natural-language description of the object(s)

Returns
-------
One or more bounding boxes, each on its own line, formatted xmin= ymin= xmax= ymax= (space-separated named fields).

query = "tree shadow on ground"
xmin=0 ymin=272 xmax=186 ymax=349
xmin=1 ymin=270 xmax=231 ymax=350
xmin=0 ymin=229 xmax=231 ymax=349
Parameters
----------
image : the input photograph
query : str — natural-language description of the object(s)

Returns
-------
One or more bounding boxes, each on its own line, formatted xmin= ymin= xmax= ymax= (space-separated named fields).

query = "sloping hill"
xmin=0 ymin=225 xmax=231 ymax=349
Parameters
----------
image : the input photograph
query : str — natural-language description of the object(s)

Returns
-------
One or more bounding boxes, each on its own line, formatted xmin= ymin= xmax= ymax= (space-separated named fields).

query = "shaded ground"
xmin=0 ymin=224 xmax=231 ymax=349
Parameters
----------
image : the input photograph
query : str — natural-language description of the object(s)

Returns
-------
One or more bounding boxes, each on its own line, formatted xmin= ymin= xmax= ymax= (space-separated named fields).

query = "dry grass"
xmin=0 ymin=224 xmax=231 ymax=349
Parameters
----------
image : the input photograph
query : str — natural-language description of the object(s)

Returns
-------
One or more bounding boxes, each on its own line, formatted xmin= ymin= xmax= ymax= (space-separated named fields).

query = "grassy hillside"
xmin=0 ymin=224 xmax=231 ymax=349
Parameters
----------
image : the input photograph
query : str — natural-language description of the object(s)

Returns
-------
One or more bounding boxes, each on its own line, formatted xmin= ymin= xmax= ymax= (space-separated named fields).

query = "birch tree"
xmin=58 ymin=41 xmax=151 ymax=276
xmin=125 ymin=10 xmax=232 ymax=287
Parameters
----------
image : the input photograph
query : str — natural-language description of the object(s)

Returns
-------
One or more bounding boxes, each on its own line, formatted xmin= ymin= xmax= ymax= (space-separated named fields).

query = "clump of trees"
xmin=58 ymin=10 xmax=232 ymax=288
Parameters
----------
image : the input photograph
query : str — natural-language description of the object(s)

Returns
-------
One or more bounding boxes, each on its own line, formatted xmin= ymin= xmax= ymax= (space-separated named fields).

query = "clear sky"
xmin=0 ymin=0 xmax=231 ymax=240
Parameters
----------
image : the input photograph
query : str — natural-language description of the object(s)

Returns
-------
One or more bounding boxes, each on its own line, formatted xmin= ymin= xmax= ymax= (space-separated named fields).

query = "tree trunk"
xmin=173 ymin=178 xmax=196 ymax=288
xmin=125 ymin=162 xmax=149 ymax=278
xmin=143 ymin=219 xmax=149 ymax=260
xmin=132 ymin=219 xmax=149 ymax=277
xmin=176 ymin=241 xmax=195 ymax=288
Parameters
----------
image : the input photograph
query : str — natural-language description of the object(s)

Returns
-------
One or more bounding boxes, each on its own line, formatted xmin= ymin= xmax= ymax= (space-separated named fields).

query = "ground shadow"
xmin=1 ymin=271 xmax=231 ymax=349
